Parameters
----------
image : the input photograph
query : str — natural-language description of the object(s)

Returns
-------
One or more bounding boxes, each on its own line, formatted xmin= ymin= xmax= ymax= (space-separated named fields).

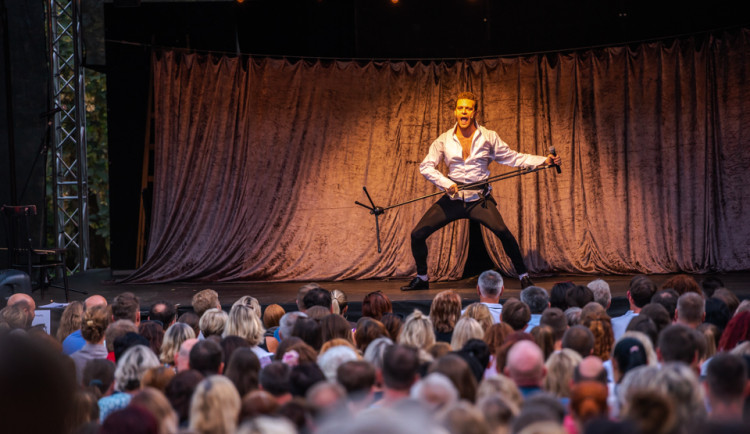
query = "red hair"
xmin=718 ymin=311 xmax=750 ymax=351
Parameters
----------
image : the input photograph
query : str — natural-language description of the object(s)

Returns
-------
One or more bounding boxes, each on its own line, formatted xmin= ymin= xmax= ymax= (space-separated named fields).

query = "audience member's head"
xmin=330 ymin=289 xmax=348 ymax=317
xmin=477 ymin=269 xmax=504 ymax=301
xmin=361 ymin=290 xmax=392 ymax=321
xmin=565 ymin=285 xmax=594 ymax=309
xmin=629 ymin=275 xmax=658 ymax=310
xmin=82 ymin=358 xmax=115 ymax=398
xmin=289 ymin=362 xmax=326 ymax=397
xmin=717 ymin=311 xmax=750 ymax=352
xmin=113 ymin=332 xmax=150 ymax=362
xmin=544 ymin=348 xmax=582 ymax=398
xmin=483 ymin=322 xmax=513 ymax=355
xmin=657 ymin=324 xmax=700 ymax=367
xmin=111 ymin=292 xmax=140 ymax=324
xmin=573 ymin=355 xmax=607 ymax=384
xmin=398 ymin=309 xmax=436 ymax=351
xmin=148 ymin=300 xmax=176 ymax=330
xmin=550 ymin=281 xmax=575 ymax=311
xmin=199 ymin=308 xmax=228 ymax=338
xmin=138 ymin=320 xmax=165 ymax=357
xmin=651 ymin=288 xmax=679 ymax=320
xmin=429 ymin=353 xmax=478 ymax=403
xmin=611 ymin=337 xmax=648 ymax=384
xmin=259 ymin=361 xmax=292 ymax=398
xmin=661 ymin=274 xmax=702 ymax=296
xmin=336 ymin=360 xmax=376 ymax=398
xmin=501 ymin=297 xmax=531 ymax=331
xmin=99 ymin=405 xmax=158 ymax=434
xmin=704 ymin=353 xmax=747 ymax=422
xmin=291 ymin=317 xmax=323 ymax=351
xmin=675 ymin=292 xmax=705 ymax=327
xmin=354 ymin=317 xmax=389 ymax=354
xmin=56 ymin=300 xmax=84 ymax=342
xmin=565 ymin=307 xmax=582 ymax=326
xmin=177 ymin=311 xmax=201 ymax=337
xmin=278 ymin=311 xmax=307 ymax=341
xmin=192 ymin=289 xmax=220 ymax=318
xmin=114 ymin=344 xmax=160 ymax=392
xmin=462 ymin=302 xmax=493 ymax=332
xmin=131 ymin=387 xmax=178 ymax=434
xmin=164 ymin=369 xmax=204 ymax=425
xmin=224 ymin=347 xmax=261 ymax=398
xmin=638 ymin=303 xmax=671 ymax=335
xmin=189 ymin=375 xmax=241 ymax=434
xmin=160 ymin=322 xmax=196 ymax=365
xmin=712 ymin=288 xmax=740 ymax=316
xmin=223 ymin=304 xmax=265 ymax=346
xmin=81 ymin=304 xmax=110 ymax=344
xmin=189 ymin=339 xmax=224 ymax=376
xmin=562 ymin=325 xmax=595 ymax=358
xmin=302 ymin=287 xmax=332 ymax=311
xmin=704 ymin=297 xmax=731 ymax=332
xmin=540 ymin=307 xmax=568 ymax=342
xmin=450 ymin=317 xmax=484 ymax=351
xmin=520 ymin=286 xmax=549 ymax=314
xmin=262 ymin=304 xmax=285 ymax=329
xmin=382 ymin=344 xmax=420 ymax=392
xmin=504 ymin=340 xmax=546 ymax=388
xmin=569 ymin=381 xmax=609 ymax=427
xmin=587 ymin=279 xmax=612 ymax=309
xmin=430 ymin=290 xmax=462 ymax=334
xmin=530 ymin=324 xmax=556 ymax=360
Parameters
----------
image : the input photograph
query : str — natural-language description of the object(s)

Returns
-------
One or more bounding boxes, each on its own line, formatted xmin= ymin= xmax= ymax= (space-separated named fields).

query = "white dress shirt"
xmin=420 ymin=123 xmax=548 ymax=202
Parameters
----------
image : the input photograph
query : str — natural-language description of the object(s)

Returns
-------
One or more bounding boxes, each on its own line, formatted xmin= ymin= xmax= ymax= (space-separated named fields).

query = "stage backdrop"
xmin=123 ymin=29 xmax=750 ymax=284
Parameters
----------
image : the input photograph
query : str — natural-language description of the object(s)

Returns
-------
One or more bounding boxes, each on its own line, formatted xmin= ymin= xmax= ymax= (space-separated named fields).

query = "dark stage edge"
xmin=35 ymin=269 xmax=750 ymax=321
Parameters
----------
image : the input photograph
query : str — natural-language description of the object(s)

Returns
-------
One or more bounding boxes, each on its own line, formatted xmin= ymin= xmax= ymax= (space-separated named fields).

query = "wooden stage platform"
xmin=38 ymin=268 xmax=750 ymax=321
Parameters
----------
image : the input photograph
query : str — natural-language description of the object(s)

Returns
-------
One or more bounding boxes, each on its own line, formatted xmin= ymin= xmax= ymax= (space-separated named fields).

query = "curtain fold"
xmin=123 ymin=29 xmax=750 ymax=284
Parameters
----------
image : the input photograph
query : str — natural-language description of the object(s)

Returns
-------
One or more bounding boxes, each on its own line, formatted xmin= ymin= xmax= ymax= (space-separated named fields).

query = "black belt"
xmin=449 ymin=177 xmax=491 ymax=207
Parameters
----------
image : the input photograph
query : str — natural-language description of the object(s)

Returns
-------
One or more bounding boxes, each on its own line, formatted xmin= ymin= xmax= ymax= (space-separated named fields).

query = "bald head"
xmin=175 ymin=338 xmax=199 ymax=373
xmin=574 ymin=356 xmax=607 ymax=384
xmin=84 ymin=295 xmax=107 ymax=311
xmin=504 ymin=340 xmax=545 ymax=387
xmin=7 ymin=293 xmax=35 ymax=324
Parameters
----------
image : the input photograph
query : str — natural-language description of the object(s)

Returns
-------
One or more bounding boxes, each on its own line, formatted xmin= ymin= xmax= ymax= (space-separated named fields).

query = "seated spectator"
xmin=700 ymin=276 xmax=725 ymax=298
xmin=331 ymin=289 xmax=349 ymax=318
xmin=99 ymin=405 xmax=158 ymax=434
xmin=565 ymin=285 xmax=594 ymax=309
xmin=651 ymin=288 xmax=680 ymax=322
xmin=317 ymin=345 xmax=359 ymax=381
xmin=62 ymin=295 xmax=108 ymax=355
xmin=176 ymin=311 xmax=200 ymax=338
xmin=565 ymin=307 xmax=582 ymax=326
xmin=430 ymin=353 xmax=478 ymax=403
xmin=189 ymin=339 xmax=224 ymax=376
xmin=619 ymin=388 xmax=676 ymax=434
xmin=380 ymin=312 xmax=403 ymax=342
xmin=362 ymin=290 xmax=393 ymax=321
xmin=224 ymin=347 xmax=261 ymax=398
xmin=530 ymin=324 xmax=556 ymax=361
xmin=56 ymin=300 xmax=83 ymax=343
xmin=501 ymin=297 xmax=531 ymax=332
xmin=504 ymin=340 xmax=546 ymax=398
xmin=198 ymin=308 xmax=228 ymax=339
xmin=477 ymin=374 xmax=523 ymax=410
xmin=638 ymin=303 xmax=671 ymax=336
xmin=83 ymin=358 xmax=116 ymax=399
xmin=611 ymin=337 xmax=648 ymax=384
xmin=441 ymin=401 xmax=492 ymax=434
xmin=712 ymin=288 xmax=740 ymax=316
xmin=71 ymin=304 xmax=110 ymax=383
xmin=521 ymin=286 xmax=550 ymax=331
xmin=111 ymin=292 xmax=141 ymax=326
xmin=130 ymin=386 xmax=178 ymax=434
xmin=223 ymin=303 xmax=272 ymax=366
xmin=611 ymin=275 xmax=656 ymax=341
xmin=302 ymin=287 xmax=333 ymax=312
xmin=189 ymin=375 xmax=241 ymax=434
xmin=160 ymin=322 xmax=196 ymax=367
xmin=450 ymin=317 xmax=484 ymax=351
xmin=320 ymin=313 xmax=354 ymax=345
xmin=550 ymin=281 xmax=575 ymax=311
xmin=239 ymin=390 xmax=280 ymax=422
xmin=141 ymin=365 xmax=175 ymax=392
xmin=562 ymin=325 xmax=595 ymax=358
xmin=543 ymin=348 xmax=582 ymax=403
xmin=540 ymin=307 xmax=568 ymax=351
xmin=568 ymin=381 xmax=609 ymax=433
xmin=704 ymin=353 xmax=747 ymax=423
xmin=354 ymin=317 xmax=389 ymax=354
xmin=191 ymin=289 xmax=221 ymax=320
xmin=472 ymin=269 xmax=505 ymax=323
xmin=336 ymin=360 xmax=377 ymax=413
xmin=373 ymin=343 xmax=420 ymax=407
xmin=430 ymin=290 xmax=462 ymax=343
xmin=148 ymin=300 xmax=177 ymax=331
xmin=587 ymin=279 xmax=612 ymax=309
xmin=138 ymin=320 xmax=165 ymax=357
xmin=675 ymin=292 xmax=705 ymax=328
xmin=461 ymin=302 xmax=494 ymax=333
xmin=164 ymin=369 xmax=204 ymax=428
xmin=99 ymin=345 xmax=160 ymax=422
xmin=581 ymin=304 xmax=614 ymax=362
xmin=658 ymin=324 xmax=702 ymax=372
xmin=412 ymin=372 xmax=459 ymax=417
xmin=704 ymin=298 xmax=731 ymax=334
xmin=289 ymin=362 xmax=326 ymax=398
xmin=661 ymin=274 xmax=702 ymax=296
xmin=291 ymin=317 xmax=323 ymax=352
xmin=259 ymin=361 xmax=293 ymax=405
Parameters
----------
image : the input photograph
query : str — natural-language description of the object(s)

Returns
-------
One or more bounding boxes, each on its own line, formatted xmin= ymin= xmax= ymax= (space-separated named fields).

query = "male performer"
xmin=401 ymin=91 xmax=561 ymax=291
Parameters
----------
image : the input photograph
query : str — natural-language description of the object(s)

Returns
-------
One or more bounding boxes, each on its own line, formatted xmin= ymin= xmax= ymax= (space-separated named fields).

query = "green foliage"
xmin=85 ymin=69 xmax=110 ymax=268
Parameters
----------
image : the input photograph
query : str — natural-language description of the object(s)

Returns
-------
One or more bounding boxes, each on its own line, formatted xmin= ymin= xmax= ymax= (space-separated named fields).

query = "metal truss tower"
xmin=46 ymin=0 xmax=89 ymax=273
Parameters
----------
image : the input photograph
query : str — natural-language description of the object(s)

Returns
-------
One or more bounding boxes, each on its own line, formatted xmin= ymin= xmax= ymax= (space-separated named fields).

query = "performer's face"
xmin=455 ymin=98 xmax=476 ymax=129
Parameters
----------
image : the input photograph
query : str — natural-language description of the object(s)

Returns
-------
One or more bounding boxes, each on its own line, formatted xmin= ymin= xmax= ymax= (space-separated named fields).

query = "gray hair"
xmin=520 ymin=286 xmax=549 ymax=314
xmin=410 ymin=372 xmax=458 ymax=413
xmin=278 ymin=311 xmax=308 ymax=340
xmin=363 ymin=336 xmax=393 ymax=370
xmin=478 ymin=270 xmax=503 ymax=297
xmin=587 ymin=279 xmax=612 ymax=308
xmin=115 ymin=344 xmax=160 ymax=391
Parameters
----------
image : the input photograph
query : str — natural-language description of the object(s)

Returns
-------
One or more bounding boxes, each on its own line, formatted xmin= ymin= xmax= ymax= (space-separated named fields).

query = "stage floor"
xmin=36 ymin=268 xmax=750 ymax=320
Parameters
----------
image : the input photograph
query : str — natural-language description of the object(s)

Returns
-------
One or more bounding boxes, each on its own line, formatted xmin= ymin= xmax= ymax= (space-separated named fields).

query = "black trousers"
xmin=410 ymin=193 xmax=527 ymax=276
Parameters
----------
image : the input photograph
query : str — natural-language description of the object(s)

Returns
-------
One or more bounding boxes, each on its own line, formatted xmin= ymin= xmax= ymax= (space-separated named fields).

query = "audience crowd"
xmin=1 ymin=271 xmax=749 ymax=434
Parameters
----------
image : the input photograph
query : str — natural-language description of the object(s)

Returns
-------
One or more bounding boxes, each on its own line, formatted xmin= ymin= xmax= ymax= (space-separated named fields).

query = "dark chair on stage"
xmin=1 ymin=204 xmax=71 ymax=301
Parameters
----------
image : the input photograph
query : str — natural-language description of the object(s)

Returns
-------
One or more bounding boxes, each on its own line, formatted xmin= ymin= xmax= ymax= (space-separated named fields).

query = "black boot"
xmin=401 ymin=277 xmax=429 ymax=291
xmin=520 ymin=275 xmax=534 ymax=289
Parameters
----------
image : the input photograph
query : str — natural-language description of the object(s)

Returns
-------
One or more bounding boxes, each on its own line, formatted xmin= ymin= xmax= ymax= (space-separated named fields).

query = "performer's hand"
xmin=447 ymin=184 xmax=458 ymax=196
xmin=545 ymin=154 xmax=562 ymax=167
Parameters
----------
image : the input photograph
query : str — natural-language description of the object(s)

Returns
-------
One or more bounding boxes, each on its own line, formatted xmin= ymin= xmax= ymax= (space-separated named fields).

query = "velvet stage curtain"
xmin=123 ymin=29 xmax=750 ymax=284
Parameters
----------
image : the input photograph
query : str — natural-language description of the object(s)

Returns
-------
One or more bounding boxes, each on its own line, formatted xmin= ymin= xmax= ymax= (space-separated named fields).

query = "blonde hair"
xmin=160 ymin=322 xmax=196 ymax=365
xmin=232 ymin=296 xmax=262 ymax=318
xmin=398 ymin=309 xmax=436 ymax=350
xmin=223 ymin=304 xmax=265 ymax=346
xmin=192 ymin=289 xmax=219 ymax=317
xmin=189 ymin=375 xmax=241 ymax=434
xmin=331 ymin=289 xmax=348 ymax=316
xmin=56 ymin=301 xmax=84 ymax=342
xmin=462 ymin=302 xmax=493 ymax=332
xmin=131 ymin=387 xmax=178 ymax=434
xmin=199 ymin=308 xmax=228 ymax=338
xmin=476 ymin=374 xmax=523 ymax=409
xmin=450 ymin=317 xmax=484 ymax=351
xmin=543 ymin=348 xmax=582 ymax=398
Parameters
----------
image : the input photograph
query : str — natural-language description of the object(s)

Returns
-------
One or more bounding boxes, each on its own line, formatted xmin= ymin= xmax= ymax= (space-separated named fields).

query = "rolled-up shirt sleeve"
xmin=419 ymin=133 xmax=455 ymax=190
